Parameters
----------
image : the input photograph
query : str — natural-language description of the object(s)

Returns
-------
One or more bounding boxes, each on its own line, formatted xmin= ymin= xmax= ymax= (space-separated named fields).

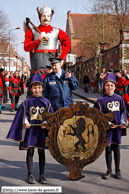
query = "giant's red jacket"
xmin=24 ymin=24 xmax=70 ymax=61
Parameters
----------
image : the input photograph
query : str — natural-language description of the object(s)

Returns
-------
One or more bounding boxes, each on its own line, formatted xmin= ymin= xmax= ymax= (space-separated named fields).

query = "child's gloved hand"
xmin=110 ymin=123 xmax=117 ymax=128
xmin=41 ymin=124 xmax=46 ymax=129
xmin=25 ymin=123 xmax=31 ymax=128
xmin=120 ymin=123 xmax=126 ymax=129
xmin=41 ymin=121 xmax=47 ymax=129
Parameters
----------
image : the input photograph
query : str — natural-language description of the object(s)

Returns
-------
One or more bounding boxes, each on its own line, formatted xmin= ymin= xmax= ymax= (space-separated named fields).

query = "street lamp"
xmin=16 ymin=42 xmax=24 ymax=70
xmin=9 ymin=27 xmax=20 ymax=72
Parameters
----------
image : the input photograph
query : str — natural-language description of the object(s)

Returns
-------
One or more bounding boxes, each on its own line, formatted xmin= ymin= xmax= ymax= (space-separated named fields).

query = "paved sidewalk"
xmin=72 ymin=87 xmax=101 ymax=104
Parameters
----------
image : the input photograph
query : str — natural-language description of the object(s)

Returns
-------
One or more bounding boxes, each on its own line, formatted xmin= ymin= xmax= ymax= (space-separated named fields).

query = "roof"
xmin=0 ymin=40 xmax=16 ymax=58
xmin=0 ymin=40 xmax=8 ymax=53
xmin=68 ymin=13 xmax=93 ymax=37
xmin=67 ymin=12 xmax=129 ymax=38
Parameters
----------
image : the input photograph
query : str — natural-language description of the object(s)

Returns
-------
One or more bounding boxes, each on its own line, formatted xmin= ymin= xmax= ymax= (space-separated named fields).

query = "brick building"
xmin=69 ymin=28 xmax=129 ymax=88
xmin=65 ymin=12 xmax=126 ymax=61
xmin=70 ymin=57 xmax=96 ymax=87
xmin=66 ymin=11 xmax=93 ymax=60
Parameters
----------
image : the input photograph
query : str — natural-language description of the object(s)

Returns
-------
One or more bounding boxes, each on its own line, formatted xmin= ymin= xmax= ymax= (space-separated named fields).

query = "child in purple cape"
xmin=7 ymin=74 xmax=54 ymax=184
xmin=94 ymin=73 xmax=127 ymax=179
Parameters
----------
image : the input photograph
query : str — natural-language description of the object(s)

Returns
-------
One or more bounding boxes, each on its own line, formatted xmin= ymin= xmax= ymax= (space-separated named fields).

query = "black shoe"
xmin=15 ymin=108 xmax=17 ymax=111
xmin=39 ymin=175 xmax=47 ymax=184
xmin=0 ymin=111 xmax=1 ymax=114
xmin=1 ymin=106 xmax=5 ymax=109
xmin=115 ymin=170 xmax=122 ymax=179
xmin=27 ymin=174 xmax=36 ymax=184
xmin=103 ymin=170 xmax=112 ymax=179
xmin=11 ymin=109 xmax=15 ymax=112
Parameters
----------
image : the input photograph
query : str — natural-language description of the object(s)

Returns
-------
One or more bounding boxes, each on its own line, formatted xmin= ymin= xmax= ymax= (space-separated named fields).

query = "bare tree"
xmin=0 ymin=7 xmax=11 ymax=53
xmin=78 ymin=0 xmax=129 ymax=58
xmin=107 ymin=0 xmax=129 ymax=30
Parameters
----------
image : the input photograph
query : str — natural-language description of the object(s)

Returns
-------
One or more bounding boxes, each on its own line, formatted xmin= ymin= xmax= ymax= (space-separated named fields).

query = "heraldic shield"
xmin=42 ymin=102 xmax=115 ymax=181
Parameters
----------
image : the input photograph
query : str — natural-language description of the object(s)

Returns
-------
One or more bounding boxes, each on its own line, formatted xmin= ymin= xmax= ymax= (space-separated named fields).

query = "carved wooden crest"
xmin=42 ymin=102 xmax=115 ymax=180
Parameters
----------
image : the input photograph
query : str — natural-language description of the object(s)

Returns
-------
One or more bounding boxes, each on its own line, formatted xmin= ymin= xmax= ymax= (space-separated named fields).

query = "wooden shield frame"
xmin=42 ymin=102 xmax=115 ymax=180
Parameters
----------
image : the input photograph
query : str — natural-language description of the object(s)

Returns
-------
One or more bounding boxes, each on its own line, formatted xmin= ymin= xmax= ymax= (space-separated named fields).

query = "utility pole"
xmin=8 ymin=27 xmax=20 ymax=72
xmin=102 ymin=0 xmax=104 ymax=42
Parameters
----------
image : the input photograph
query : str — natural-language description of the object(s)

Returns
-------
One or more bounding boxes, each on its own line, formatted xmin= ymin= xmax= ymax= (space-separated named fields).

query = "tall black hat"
xmin=114 ymin=69 xmax=122 ymax=73
xmin=0 ymin=68 xmax=4 ymax=72
xmin=107 ymin=69 xmax=114 ymax=73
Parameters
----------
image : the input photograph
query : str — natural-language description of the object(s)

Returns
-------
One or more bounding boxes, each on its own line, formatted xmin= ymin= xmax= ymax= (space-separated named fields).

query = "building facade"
xmin=69 ymin=28 xmax=129 ymax=88
xmin=0 ymin=41 xmax=30 ymax=76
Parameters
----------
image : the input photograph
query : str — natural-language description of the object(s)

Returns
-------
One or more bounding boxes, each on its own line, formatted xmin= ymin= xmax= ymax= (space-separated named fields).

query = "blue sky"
xmin=0 ymin=0 xmax=91 ymax=65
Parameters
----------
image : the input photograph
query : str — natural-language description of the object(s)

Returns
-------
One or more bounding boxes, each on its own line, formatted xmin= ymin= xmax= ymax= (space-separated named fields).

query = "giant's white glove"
xmin=38 ymin=32 xmax=47 ymax=41
xmin=61 ymin=60 xmax=64 ymax=66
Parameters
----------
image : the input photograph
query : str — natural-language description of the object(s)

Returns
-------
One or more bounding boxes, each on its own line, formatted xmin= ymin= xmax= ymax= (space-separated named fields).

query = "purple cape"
xmin=6 ymin=95 xmax=54 ymax=149
xmin=94 ymin=93 xmax=127 ymax=145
